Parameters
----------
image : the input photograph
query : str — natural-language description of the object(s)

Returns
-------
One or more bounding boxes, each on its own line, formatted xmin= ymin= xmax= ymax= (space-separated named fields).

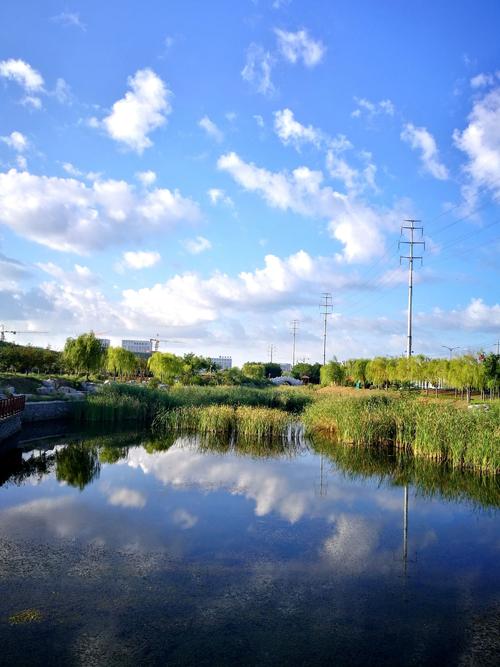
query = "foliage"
xmin=320 ymin=359 xmax=346 ymax=386
xmin=263 ymin=362 xmax=282 ymax=378
xmin=106 ymin=347 xmax=138 ymax=378
xmin=55 ymin=444 xmax=101 ymax=489
xmin=0 ymin=342 xmax=62 ymax=375
xmin=292 ymin=362 xmax=321 ymax=383
xmin=241 ymin=362 xmax=266 ymax=381
xmin=303 ymin=395 xmax=500 ymax=472
xmin=63 ymin=332 xmax=105 ymax=379
xmin=147 ymin=351 xmax=184 ymax=384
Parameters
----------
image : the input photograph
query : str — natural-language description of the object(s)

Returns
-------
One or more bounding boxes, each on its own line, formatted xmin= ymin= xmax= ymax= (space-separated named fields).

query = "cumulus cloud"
xmin=274 ymin=108 xmax=322 ymax=149
xmin=182 ymin=236 xmax=212 ymax=255
xmin=453 ymin=85 xmax=500 ymax=200
xmin=106 ymin=487 xmax=146 ymax=509
xmin=274 ymin=28 xmax=325 ymax=67
xmin=37 ymin=261 xmax=97 ymax=286
xmin=136 ymin=170 xmax=157 ymax=187
xmin=1 ymin=131 xmax=28 ymax=152
xmin=100 ymin=69 xmax=172 ymax=153
xmin=217 ymin=152 xmax=394 ymax=262
xmin=470 ymin=72 xmax=496 ymax=89
xmin=417 ymin=298 xmax=500 ymax=332
xmin=241 ymin=44 xmax=275 ymax=95
xmin=198 ymin=115 xmax=224 ymax=142
xmin=120 ymin=250 xmax=161 ymax=270
xmin=0 ymin=169 xmax=200 ymax=253
xmin=172 ymin=508 xmax=198 ymax=529
xmin=401 ymin=123 xmax=449 ymax=180
xmin=351 ymin=97 xmax=395 ymax=119
xmin=207 ymin=188 xmax=234 ymax=207
xmin=0 ymin=58 xmax=44 ymax=91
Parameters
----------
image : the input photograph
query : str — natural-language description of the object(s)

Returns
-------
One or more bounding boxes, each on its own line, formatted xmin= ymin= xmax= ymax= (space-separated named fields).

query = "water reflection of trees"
xmin=55 ymin=444 xmax=101 ymax=490
xmin=0 ymin=448 xmax=55 ymax=487
xmin=311 ymin=436 xmax=500 ymax=509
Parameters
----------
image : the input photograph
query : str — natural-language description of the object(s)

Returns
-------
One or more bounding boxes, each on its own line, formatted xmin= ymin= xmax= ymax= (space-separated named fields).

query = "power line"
xmin=319 ymin=292 xmax=333 ymax=365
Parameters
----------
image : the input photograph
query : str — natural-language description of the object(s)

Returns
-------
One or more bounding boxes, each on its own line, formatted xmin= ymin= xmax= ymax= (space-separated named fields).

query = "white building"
xmin=122 ymin=339 xmax=152 ymax=356
xmin=97 ymin=338 xmax=111 ymax=350
xmin=210 ymin=356 xmax=232 ymax=370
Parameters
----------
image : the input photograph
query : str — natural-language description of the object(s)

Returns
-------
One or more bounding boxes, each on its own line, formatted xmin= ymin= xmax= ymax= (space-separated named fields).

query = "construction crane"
xmin=150 ymin=334 xmax=171 ymax=352
xmin=0 ymin=325 xmax=48 ymax=342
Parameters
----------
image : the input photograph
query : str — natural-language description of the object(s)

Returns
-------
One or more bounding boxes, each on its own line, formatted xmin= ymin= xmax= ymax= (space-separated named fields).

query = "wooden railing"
xmin=0 ymin=395 xmax=25 ymax=420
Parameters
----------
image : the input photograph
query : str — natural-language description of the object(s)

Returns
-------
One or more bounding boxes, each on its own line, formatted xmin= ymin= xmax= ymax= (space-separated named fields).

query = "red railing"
xmin=0 ymin=395 xmax=26 ymax=420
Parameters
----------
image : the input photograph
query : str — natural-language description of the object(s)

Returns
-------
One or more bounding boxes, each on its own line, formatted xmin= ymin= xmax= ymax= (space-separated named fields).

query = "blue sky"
xmin=0 ymin=0 xmax=499 ymax=365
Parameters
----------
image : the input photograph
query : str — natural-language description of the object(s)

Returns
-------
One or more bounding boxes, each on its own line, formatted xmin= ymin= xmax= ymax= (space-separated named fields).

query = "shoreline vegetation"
xmin=68 ymin=383 xmax=500 ymax=474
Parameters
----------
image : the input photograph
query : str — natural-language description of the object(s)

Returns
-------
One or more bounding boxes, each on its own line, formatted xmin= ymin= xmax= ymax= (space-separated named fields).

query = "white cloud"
xmin=217 ymin=151 xmax=394 ymax=262
xmin=136 ymin=170 xmax=157 ymax=187
xmin=417 ymin=298 xmax=500 ymax=332
xmin=453 ymin=85 xmax=500 ymax=200
xmin=121 ymin=250 xmax=161 ymax=270
xmin=21 ymin=95 xmax=42 ymax=109
xmin=401 ymin=123 xmax=449 ymax=180
xmin=241 ymin=44 xmax=275 ymax=95
xmin=100 ymin=69 xmax=172 ymax=153
xmin=198 ymin=115 xmax=224 ymax=143
xmin=172 ymin=508 xmax=198 ymax=529
xmin=37 ymin=261 xmax=97 ymax=286
xmin=53 ymin=78 xmax=72 ymax=104
xmin=0 ymin=168 xmax=200 ymax=253
xmin=274 ymin=28 xmax=325 ymax=67
xmin=51 ymin=12 xmax=86 ymax=31
xmin=107 ymin=487 xmax=146 ymax=509
xmin=254 ymin=114 xmax=265 ymax=128
xmin=182 ymin=236 xmax=212 ymax=255
xmin=274 ymin=108 xmax=322 ymax=149
xmin=470 ymin=72 xmax=496 ymax=89
xmin=207 ymin=188 xmax=233 ymax=207
xmin=351 ymin=97 xmax=395 ymax=119
xmin=1 ymin=131 xmax=28 ymax=152
xmin=0 ymin=58 xmax=44 ymax=92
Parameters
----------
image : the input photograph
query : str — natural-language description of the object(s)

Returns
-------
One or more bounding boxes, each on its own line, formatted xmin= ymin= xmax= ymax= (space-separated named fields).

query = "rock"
xmin=37 ymin=386 xmax=56 ymax=395
xmin=3 ymin=386 xmax=17 ymax=395
xmin=42 ymin=379 xmax=58 ymax=388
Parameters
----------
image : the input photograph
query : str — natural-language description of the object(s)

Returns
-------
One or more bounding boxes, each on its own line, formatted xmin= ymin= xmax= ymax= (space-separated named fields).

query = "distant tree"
xmin=292 ymin=362 xmax=321 ymax=384
xmin=147 ymin=352 xmax=184 ymax=384
xmin=181 ymin=353 xmax=212 ymax=384
xmin=263 ymin=362 xmax=282 ymax=379
xmin=106 ymin=347 xmax=137 ymax=379
xmin=320 ymin=359 xmax=346 ymax=386
xmin=63 ymin=332 xmax=105 ymax=379
xmin=483 ymin=353 xmax=500 ymax=396
xmin=242 ymin=362 xmax=266 ymax=381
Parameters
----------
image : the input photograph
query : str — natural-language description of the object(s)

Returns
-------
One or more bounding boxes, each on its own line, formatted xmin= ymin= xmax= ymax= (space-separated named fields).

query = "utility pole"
xmin=268 ymin=344 xmax=275 ymax=363
xmin=399 ymin=219 xmax=425 ymax=358
xmin=319 ymin=292 xmax=333 ymax=366
xmin=290 ymin=320 xmax=299 ymax=367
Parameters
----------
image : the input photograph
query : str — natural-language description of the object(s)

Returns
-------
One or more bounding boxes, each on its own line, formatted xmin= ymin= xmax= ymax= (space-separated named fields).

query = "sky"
xmin=0 ymin=0 xmax=499 ymax=366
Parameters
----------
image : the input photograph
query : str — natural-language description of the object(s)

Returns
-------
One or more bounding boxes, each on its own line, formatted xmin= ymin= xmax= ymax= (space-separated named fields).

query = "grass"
xmin=303 ymin=394 xmax=500 ymax=473
xmin=152 ymin=404 xmax=300 ymax=442
xmin=75 ymin=383 xmax=312 ymax=424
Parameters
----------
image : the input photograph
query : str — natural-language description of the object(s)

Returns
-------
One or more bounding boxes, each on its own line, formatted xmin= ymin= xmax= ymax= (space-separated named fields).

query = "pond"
xmin=0 ymin=428 xmax=499 ymax=666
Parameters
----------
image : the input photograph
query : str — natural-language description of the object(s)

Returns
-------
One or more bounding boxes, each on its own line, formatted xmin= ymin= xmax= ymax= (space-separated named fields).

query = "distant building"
xmin=279 ymin=363 xmax=292 ymax=372
xmin=97 ymin=338 xmax=111 ymax=351
xmin=210 ymin=356 xmax=232 ymax=370
xmin=122 ymin=339 xmax=152 ymax=358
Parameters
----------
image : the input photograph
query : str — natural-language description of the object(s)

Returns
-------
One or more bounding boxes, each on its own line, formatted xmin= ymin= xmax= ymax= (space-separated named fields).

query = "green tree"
xmin=242 ymin=362 xmax=265 ymax=381
xmin=56 ymin=445 xmax=100 ymax=490
xmin=292 ymin=362 xmax=321 ymax=384
xmin=320 ymin=359 xmax=346 ymax=386
xmin=147 ymin=352 xmax=184 ymax=384
xmin=63 ymin=332 xmax=105 ymax=379
xmin=180 ymin=353 xmax=212 ymax=384
xmin=106 ymin=347 xmax=137 ymax=379
xmin=263 ymin=362 xmax=282 ymax=379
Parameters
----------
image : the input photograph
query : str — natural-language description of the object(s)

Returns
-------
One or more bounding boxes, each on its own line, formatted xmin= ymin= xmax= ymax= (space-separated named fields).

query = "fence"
xmin=0 ymin=395 xmax=26 ymax=420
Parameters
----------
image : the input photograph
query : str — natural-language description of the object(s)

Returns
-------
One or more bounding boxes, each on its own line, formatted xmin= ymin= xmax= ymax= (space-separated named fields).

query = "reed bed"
xmin=76 ymin=383 xmax=312 ymax=424
xmin=152 ymin=404 xmax=300 ymax=442
xmin=303 ymin=395 xmax=499 ymax=473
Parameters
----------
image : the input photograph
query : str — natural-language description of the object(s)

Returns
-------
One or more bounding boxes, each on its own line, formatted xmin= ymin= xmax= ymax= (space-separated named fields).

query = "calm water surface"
xmin=0 ymin=429 xmax=499 ymax=666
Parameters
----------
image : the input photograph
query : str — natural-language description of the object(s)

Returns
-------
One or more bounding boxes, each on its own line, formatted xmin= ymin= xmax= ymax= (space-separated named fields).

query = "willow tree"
xmin=147 ymin=352 xmax=184 ymax=384
xmin=106 ymin=347 xmax=138 ymax=379
xmin=63 ymin=332 xmax=105 ymax=379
